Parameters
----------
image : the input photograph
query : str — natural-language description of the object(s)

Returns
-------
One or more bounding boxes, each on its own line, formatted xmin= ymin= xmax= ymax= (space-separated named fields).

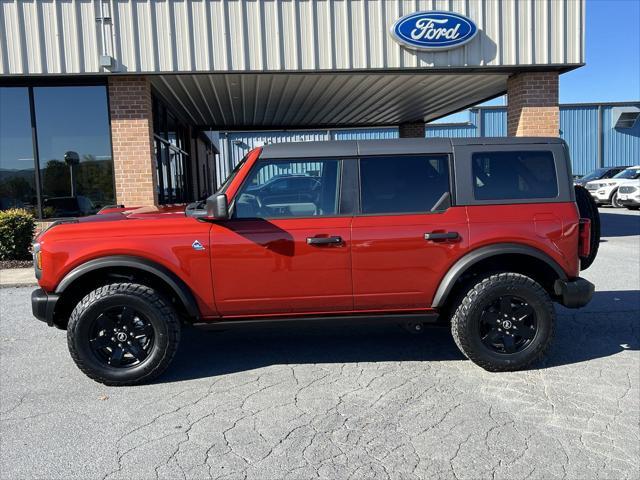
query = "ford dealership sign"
xmin=390 ymin=11 xmax=478 ymax=51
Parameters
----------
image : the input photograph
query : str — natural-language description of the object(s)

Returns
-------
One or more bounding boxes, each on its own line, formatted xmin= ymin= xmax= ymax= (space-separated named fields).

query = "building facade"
xmin=1 ymin=0 xmax=585 ymax=219
xmin=219 ymin=102 xmax=640 ymax=180
xmin=218 ymin=102 xmax=640 ymax=182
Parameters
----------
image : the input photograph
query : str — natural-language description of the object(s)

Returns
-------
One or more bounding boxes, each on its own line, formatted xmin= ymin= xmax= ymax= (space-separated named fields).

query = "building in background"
xmin=219 ymin=102 xmax=640 ymax=182
xmin=1 ymin=0 xmax=585 ymax=218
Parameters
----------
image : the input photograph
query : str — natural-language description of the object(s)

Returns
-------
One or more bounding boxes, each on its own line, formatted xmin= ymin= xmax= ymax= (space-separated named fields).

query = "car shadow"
xmin=599 ymin=210 xmax=640 ymax=237
xmin=156 ymin=290 xmax=639 ymax=383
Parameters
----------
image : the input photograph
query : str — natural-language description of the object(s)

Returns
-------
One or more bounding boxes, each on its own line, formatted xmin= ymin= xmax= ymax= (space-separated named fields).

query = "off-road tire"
xmin=450 ymin=273 xmax=555 ymax=372
xmin=574 ymin=184 xmax=600 ymax=270
xmin=67 ymin=283 xmax=180 ymax=386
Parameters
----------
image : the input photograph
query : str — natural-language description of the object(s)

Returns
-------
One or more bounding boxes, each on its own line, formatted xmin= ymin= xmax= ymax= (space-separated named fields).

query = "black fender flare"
xmin=55 ymin=255 xmax=200 ymax=318
xmin=431 ymin=243 xmax=568 ymax=308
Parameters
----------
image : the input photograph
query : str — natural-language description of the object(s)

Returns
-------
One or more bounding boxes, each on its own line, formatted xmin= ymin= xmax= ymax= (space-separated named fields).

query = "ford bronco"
xmin=31 ymin=138 xmax=599 ymax=385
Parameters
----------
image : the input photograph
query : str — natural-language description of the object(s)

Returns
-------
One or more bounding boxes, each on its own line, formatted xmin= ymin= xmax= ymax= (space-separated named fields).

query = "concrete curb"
xmin=0 ymin=268 xmax=37 ymax=289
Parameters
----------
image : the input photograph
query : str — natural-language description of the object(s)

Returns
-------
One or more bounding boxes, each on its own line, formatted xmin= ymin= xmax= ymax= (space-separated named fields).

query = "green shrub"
xmin=0 ymin=209 xmax=36 ymax=261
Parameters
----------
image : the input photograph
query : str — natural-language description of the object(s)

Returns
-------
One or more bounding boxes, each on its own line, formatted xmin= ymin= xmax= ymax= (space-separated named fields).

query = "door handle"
xmin=307 ymin=236 xmax=343 ymax=246
xmin=424 ymin=232 xmax=459 ymax=241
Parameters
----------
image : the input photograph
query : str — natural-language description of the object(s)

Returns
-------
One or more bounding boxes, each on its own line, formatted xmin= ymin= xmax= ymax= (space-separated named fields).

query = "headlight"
xmin=33 ymin=243 xmax=42 ymax=276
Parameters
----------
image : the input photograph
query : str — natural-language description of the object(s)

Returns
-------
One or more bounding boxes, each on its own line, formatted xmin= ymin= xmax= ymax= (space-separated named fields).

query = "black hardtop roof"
xmin=260 ymin=137 xmax=565 ymax=159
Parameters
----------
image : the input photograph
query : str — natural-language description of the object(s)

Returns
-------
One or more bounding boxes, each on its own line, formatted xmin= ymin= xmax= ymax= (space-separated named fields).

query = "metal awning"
xmin=151 ymin=72 xmax=508 ymax=129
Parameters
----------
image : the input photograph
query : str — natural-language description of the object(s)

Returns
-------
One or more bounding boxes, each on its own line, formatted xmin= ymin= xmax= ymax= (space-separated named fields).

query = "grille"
xmin=619 ymin=186 xmax=637 ymax=194
xmin=586 ymin=184 xmax=599 ymax=191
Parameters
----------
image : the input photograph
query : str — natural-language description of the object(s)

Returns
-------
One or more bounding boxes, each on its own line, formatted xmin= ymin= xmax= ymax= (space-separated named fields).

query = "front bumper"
xmin=31 ymin=288 xmax=59 ymax=326
xmin=590 ymin=190 xmax=612 ymax=204
xmin=619 ymin=198 xmax=640 ymax=207
xmin=554 ymin=277 xmax=595 ymax=309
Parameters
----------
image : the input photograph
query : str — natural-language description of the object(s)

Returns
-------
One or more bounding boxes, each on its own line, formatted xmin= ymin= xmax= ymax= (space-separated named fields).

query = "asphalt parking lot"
xmin=1 ymin=208 xmax=638 ymax=480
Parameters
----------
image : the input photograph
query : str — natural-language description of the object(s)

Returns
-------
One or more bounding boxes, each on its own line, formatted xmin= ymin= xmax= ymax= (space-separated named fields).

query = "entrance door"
xmin=210 ymin=157 xmax=353 ymax=316
xmin=351 ymin=154 xmax=469 ymax=310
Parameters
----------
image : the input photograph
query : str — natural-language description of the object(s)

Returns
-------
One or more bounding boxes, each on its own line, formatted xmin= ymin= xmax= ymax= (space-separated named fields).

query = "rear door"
xmin=351 ymin=154 xmax=469 ymax=310
xmin=210 ymin=157 xmax=354 ymax=316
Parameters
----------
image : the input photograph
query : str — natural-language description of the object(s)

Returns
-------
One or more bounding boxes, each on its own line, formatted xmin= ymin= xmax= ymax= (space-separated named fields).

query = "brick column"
xmin=108 ymin=76 xmax=158 ymax=206
xmin=399 ymin=122 xmax=426 ymax=138
xmin=507 ymin=72 xmax=559 ymax=137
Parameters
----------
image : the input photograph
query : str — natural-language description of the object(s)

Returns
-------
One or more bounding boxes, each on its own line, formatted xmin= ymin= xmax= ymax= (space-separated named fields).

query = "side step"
xmin=193 ymin=312 xmax=440 ymax=330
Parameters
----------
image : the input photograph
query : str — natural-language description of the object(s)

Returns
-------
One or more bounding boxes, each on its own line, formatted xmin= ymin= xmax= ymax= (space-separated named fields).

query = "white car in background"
xmin=617 ymin=180 xmax=640 ymax=210
xmin=585 ymin=166 xmax=640 ymax=208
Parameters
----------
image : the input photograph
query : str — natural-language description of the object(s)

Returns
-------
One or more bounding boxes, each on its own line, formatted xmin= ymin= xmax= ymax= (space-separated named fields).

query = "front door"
xmin=210 ymin=157 xmax=353 ymax=316
xmin=351 ymin=154 xmax=469 ymax=310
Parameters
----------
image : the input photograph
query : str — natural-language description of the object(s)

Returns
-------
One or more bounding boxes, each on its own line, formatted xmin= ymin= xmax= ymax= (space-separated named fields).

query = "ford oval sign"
xmin=390 ymin=11 xmax=478 ymax=51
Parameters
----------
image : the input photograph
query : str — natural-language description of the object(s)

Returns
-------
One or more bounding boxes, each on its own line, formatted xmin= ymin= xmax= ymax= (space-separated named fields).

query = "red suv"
xmin=31 ymin=138 xmax=598 ymax=385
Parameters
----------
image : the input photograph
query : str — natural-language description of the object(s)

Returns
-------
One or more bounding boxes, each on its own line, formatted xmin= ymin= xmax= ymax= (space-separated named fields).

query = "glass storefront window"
xmin=0 ymin=84 xmax=115 ymax=219
xmin=153 ymin=96 xmax=191 ymax=204
xmin=0 ymin=88 xmax=38 ymax=215
xmin=34 ymin=86 xmax=114 ymax=218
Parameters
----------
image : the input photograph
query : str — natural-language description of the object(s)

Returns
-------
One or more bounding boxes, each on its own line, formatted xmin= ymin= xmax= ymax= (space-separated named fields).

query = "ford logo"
xmin=390 ymin=11 xmax=478 ymax=51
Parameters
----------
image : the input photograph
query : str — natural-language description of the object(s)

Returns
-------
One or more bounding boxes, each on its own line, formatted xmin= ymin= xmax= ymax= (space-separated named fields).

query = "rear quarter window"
xmin=472 ymin=151 xmax=558 ymax=200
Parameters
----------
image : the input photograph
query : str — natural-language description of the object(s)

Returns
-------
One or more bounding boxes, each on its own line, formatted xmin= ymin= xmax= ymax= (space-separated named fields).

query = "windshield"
xmin=581 ymin=168 xmax=607 ymax=181
xmin=613 ymin=168 xmax=640 ymax=180
xmin=214 ymin=156 xmax=247 ymax=195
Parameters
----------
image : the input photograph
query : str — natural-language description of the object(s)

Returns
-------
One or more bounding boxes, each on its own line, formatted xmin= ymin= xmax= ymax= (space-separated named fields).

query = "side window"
xmin=472 ymin=151 xmax=558 ymax=200
xmin=233 ymin=159 xmax=340 ymax=218
xmin=359 ymin=155 xmax=451 ymax=214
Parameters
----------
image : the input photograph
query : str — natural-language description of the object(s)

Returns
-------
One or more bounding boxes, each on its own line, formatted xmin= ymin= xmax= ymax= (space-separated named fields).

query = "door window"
xmin=472 ymin=151 xmax=558 ymax=200
xmin=359 ymin=155 xmax=451 ymax=214
xmin=233 ymin=159 xmax=341 ymax=218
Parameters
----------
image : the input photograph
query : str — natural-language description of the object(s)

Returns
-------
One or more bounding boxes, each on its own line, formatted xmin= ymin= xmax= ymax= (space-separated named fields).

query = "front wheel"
xmin=450 ymin=273 xmax=555 ymax=372
xmin=611 ymin=190 xmax=624 ymax=208
xmin=67 ymin=283 xmax=181 ymax=386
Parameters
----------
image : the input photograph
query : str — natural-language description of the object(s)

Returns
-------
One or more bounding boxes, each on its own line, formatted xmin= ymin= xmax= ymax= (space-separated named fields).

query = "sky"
xmin=560 ymin=0 xmax=640 ymax=103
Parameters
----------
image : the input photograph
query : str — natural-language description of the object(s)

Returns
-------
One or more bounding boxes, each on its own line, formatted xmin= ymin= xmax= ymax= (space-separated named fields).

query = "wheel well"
xmin=439 ymin=253 xmax=562 ymax=318
xmin=52 ymin=266 xmax=193 ymax=329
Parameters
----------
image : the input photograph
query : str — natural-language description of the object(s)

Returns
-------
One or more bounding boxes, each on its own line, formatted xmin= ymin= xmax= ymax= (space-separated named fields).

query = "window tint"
xmin=233 ymin=159 xmax=340 ymax=218
xmin=34 ymin=86 xmax=115 ymax=218
xmin=472 ymin=151 xmax=558 ymax=200
xmin=613 ymin=168 xmax=640 ymax=180
xmin=359 ymin=155 xmax=450 ymax=214
xmin=0 ymin=88 xmax=37 ymax=215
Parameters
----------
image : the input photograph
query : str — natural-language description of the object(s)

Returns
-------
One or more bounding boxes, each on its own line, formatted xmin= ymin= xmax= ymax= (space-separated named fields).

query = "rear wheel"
xmin=67 ymin=283 xmax=181 ymax=386
xmin=450 ymin=273 xmax=555 ymax=372
xmin=574 ymin=185 xmax=600 ymax=270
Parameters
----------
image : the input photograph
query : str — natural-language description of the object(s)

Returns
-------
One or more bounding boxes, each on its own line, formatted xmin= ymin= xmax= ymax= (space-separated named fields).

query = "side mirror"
xmin=206 ymin=194 xmax=229 ymax=219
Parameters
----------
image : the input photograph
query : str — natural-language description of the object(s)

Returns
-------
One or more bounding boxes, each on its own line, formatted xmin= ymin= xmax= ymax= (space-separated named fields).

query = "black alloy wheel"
xmin=478 ymin=295 xmax=537 ymax=354
xmin=450 ymin=272 xmax=555 ymax=372
xmin=88 ymin=306 xmax=154 ymax=368
xmin=67 ymin=283 xmax=181 ymax=386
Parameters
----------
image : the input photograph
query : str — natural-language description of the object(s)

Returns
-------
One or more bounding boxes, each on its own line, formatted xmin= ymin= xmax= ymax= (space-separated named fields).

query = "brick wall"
xmin=507 ymin=72 xmax=559 ymax=137
xmin=399 ymin=122 xmax=426 ymax=138
xmin=108 ymin=76 xmax=158 ymax=206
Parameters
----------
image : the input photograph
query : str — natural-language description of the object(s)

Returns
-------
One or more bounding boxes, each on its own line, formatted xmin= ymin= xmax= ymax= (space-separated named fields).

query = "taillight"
xmin=578 ymin=218 xmax=591 ymax=258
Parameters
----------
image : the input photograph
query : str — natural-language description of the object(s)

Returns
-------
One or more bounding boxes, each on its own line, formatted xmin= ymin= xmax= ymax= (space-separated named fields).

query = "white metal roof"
xmin=0 ymin=0 xmax=584 ymax=76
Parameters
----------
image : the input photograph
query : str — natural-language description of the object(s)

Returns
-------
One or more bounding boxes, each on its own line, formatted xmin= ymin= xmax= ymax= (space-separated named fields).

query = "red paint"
xmin=351 ymin=208 xmax=470 ymax=309
xmin=36 ymin=147 xmax=583 ymax=321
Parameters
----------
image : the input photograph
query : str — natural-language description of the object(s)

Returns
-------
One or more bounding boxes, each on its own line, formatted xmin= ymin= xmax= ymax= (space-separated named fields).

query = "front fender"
xmin=55 ymin=255 xmax=201 ymax=318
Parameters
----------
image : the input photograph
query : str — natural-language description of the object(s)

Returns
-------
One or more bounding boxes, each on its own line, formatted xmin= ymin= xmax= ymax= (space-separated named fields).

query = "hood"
xmin=83 ymin=205 xmax=186 ymax=222
xmin=37 ymin=205 xmax=188 ymax=240
xmin=586 ymin=178 xmax=637 ymax=187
